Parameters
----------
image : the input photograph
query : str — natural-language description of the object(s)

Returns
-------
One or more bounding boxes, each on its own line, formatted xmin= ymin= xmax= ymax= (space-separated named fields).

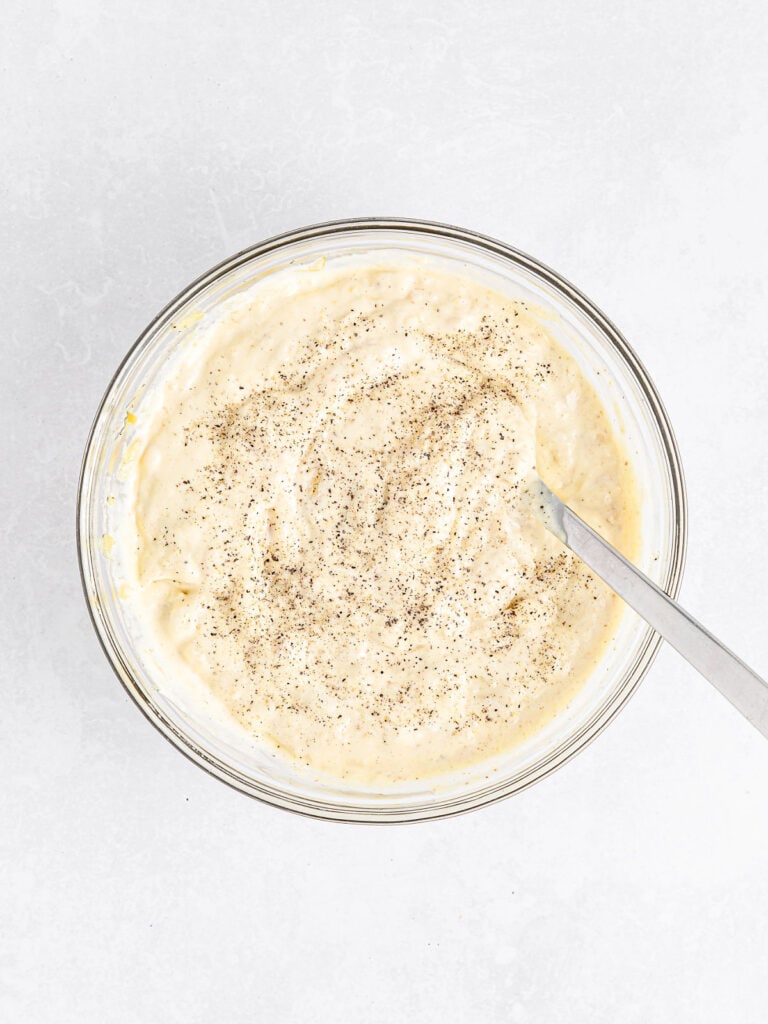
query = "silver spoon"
xmin=534 ymin=478 xmax=768 ymax=739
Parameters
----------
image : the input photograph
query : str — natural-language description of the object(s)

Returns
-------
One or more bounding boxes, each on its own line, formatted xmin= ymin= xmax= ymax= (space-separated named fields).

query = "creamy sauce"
xmin=125 ymin=262 xmax=638 ymax=784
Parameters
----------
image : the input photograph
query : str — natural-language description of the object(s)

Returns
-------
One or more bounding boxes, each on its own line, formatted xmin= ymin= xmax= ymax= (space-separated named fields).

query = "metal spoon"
xmin=535 ymin=478 xmax=768 ymax=739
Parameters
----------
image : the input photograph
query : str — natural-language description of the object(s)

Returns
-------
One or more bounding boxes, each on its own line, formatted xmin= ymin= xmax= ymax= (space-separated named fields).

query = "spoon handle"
xmin=538 ymin=480 xmax=768 ymax=739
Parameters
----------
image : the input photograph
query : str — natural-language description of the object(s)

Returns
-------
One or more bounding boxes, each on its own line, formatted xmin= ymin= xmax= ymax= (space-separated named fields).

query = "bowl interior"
xmin=78 ymin=219 xmax=686 ymax=821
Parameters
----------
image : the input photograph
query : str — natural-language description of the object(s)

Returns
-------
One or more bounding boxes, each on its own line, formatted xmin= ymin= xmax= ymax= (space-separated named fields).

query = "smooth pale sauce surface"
xmin=126 ymin=263 xmax=638 ymax=783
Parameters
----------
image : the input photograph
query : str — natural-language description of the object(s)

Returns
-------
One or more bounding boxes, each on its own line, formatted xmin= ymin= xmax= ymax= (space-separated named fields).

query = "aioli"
xmin=127 ymin=263 xmax=637 ymax=783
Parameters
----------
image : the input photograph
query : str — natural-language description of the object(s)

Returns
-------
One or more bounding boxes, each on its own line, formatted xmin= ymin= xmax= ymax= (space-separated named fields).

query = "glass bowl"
xmin=77 ymin=218 xmax=687 ymax=822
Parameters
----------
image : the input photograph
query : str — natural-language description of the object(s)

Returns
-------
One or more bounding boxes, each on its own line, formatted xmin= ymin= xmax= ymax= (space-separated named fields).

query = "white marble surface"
xmin=3 ymin=1 xmax=768 ymax=1020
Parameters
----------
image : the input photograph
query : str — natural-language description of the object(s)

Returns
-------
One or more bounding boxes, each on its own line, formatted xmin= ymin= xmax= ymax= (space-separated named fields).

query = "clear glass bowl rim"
xmin=77 ymin=216 xmax=688 ymax=823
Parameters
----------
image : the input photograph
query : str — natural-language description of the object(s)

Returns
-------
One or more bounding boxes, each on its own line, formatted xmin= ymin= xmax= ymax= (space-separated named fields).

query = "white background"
xmin=3 ymin=1 xmax=768 ymax=1020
